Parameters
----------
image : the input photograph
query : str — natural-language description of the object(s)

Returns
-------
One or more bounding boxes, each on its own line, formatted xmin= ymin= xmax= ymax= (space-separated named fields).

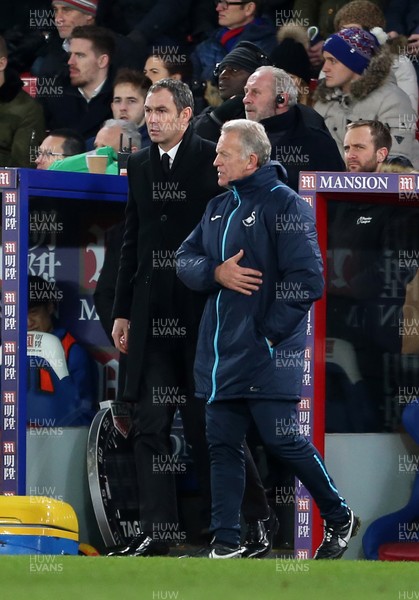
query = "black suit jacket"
xmin=112 ymin=125 xmax=220 ymax=400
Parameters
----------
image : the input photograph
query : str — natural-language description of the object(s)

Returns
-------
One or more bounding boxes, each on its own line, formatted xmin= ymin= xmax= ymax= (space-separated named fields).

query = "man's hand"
xmin=407 ymin=34 xmax=419 ymax=56
xmin=112 ymin=318 xmax=130 ymax=354
xmin=214 ymin=249 xmax=262 ymax=295
xmin=308 ymin=40 xmax=324 ymax=69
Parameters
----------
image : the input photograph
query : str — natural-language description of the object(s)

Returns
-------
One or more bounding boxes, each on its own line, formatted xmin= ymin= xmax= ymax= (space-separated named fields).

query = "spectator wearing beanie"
xmin=193 ymin=40 xmax=270 ymax=142
xmin=334 ymin=0 xmax=418 ymax=114
xmin=31 ymin=0 xmax=143 ymax=78
xmin=313 ymin=27 xmax=416 ymax=162
xmin=270 ymin=25 xmax=312 ymax=105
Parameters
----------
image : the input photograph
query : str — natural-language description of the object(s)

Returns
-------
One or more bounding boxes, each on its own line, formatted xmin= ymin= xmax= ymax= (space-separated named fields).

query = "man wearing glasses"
xmin=192 ymin=0 xmax=276 ymax=84
xmin=35 ymin=128 xmax=86 ymax=169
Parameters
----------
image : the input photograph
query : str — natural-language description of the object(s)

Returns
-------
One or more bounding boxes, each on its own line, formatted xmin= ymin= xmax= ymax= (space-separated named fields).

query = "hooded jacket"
xmin=313 ymin=46 xmax=416 ymax=160
xmin=176 ymin=162 xmax=324 ymax=402
xmin=386 ymin=36 xmax=418 ymax=114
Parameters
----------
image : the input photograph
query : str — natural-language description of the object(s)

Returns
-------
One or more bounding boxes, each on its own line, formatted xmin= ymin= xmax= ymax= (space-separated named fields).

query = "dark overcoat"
xmin=112 ymin=125 xmax=220 ymax=400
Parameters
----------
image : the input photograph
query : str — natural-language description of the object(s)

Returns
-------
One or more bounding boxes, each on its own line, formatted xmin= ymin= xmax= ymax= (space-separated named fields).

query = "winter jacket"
xmin=313 ymin=46 xmax=416 ymax=161
xmin=193 ymin=95 xmax=246 ymax=143
xmin=0 ymin=67 xmax=45 ymax=168
xmin=176 ymin=162 xmax=324 ymax=402
xmin=192 ymin=17 xmax=277 ymax=82
xmin=260 ymin=104 xmax=345 ymax=192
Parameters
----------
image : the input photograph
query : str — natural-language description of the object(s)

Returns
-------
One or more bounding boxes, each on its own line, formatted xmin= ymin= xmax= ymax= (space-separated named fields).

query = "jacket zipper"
xmin=208 ymin=187 xmax=241 ymax=402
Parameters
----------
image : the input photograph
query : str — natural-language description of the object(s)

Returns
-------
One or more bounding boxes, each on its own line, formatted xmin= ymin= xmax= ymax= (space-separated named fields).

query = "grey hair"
xmin=102 ymin=119 xmax=142 ymax=149
xmin=221 ymin=119 xmax=272 ymax=166
xmin=254 ymin=66 xmax=299 ymax=107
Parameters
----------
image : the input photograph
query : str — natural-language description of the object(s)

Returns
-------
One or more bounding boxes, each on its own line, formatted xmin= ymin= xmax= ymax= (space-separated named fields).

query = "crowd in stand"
xmin=0 ymin=0 xmax=418 ymax=171
xmin=3 ymin=0 xmax=419 ymax=558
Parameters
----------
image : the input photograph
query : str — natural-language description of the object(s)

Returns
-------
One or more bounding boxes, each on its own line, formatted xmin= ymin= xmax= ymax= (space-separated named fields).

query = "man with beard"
xmin=343 ymin=120 xmax=392 ymax=172
xmin=40 ymin=25 xmax=114 ymax=140
xmin=243 ymin=65 xmax=344 ymax=191
xmin=327 ymin=120 xmax=418 ymax=432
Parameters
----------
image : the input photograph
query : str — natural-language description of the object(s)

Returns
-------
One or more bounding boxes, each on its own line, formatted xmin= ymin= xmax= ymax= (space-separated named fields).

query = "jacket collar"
xmin=149 ymin=124 xmax=200 ymax=179
xmin=229 ymin=161 xmax=288 ymax=195
xmin=260 ymin=107 xmax=297 ymax=132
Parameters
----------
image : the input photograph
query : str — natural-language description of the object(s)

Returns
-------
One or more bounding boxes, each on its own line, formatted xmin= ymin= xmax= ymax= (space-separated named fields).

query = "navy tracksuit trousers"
xmin=206 ymin=398 xmax=349 ymax=546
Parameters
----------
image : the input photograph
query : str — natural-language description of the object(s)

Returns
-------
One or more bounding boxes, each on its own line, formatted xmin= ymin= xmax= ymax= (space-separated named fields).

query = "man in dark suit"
xmin=109 ymin=79 xmax=274 ymax=558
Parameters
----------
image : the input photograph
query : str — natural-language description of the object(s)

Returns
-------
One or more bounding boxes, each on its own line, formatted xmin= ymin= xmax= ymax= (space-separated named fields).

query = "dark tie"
xmin=161 ymin=153 xmax=170 ymax=176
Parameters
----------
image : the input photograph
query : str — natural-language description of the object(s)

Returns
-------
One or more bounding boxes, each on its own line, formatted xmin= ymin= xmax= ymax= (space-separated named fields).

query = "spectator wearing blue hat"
xmin=314 ymin=27 xmax=416 ymax=162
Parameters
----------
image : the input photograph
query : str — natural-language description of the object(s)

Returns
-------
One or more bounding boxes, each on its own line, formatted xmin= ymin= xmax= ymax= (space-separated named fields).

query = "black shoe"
xmin=241 ymin=507 xmax=279 ymax=558
xmin=107 ymin=533 xmax=170 ymax=557
xmin=314 ymin=509 xmax=361 ymax=559
xmin=181 ymin=539 xmax=242 ymax=559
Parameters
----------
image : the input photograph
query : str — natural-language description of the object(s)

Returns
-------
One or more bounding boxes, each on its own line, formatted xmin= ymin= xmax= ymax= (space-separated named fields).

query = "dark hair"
xmin=346 ymin=120 xmax=392 ymax=152
xmin=147 ymin=78 xmax=194 ymax=116
xmin=113 ymin=68 xmax=152 ymax=99
xmin=70 ymin=25 xmax=115 ymax=59
xmin=148 ymin=52 xmax=194 ymax=83
xmin=245 ymin=0 xmax=262 ymax=18
xmin=49 ymin=128 xmax=86 ymax=155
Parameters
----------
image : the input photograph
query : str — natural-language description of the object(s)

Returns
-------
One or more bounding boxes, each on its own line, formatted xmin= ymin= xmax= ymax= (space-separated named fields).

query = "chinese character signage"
xmin=1 ymin=173 xmax=20 ymax=494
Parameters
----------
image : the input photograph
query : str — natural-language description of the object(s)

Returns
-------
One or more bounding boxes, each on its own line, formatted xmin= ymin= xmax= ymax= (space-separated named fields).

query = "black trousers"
xmin=132 ymin=339 xmax=269 ymax=540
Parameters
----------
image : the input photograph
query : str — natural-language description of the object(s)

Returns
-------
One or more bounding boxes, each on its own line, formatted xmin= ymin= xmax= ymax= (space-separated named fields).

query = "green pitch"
xmin=2 ymin=556 xmax=418 ymax=600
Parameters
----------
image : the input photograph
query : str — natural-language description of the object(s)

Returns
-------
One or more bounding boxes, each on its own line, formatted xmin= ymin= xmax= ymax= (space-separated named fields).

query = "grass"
xmin=1 ymin=556 xmax=418 ymax=600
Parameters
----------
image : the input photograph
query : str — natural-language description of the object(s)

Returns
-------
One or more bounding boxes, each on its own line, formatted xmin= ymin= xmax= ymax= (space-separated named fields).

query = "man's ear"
xmin=0 ymin=55 xmax=8 ymax=72
xmin=376 ymin=147 xmax=389 ymax=163
xmin=247 ymin=152 xmax=259 ymax=171
xmin=181 ymin=106 xmax=193 ymax=122
xmin=98 ymin=53 xmax=110 ymax=70
xmin=244 ymin=1 xmax=256 ymax=18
